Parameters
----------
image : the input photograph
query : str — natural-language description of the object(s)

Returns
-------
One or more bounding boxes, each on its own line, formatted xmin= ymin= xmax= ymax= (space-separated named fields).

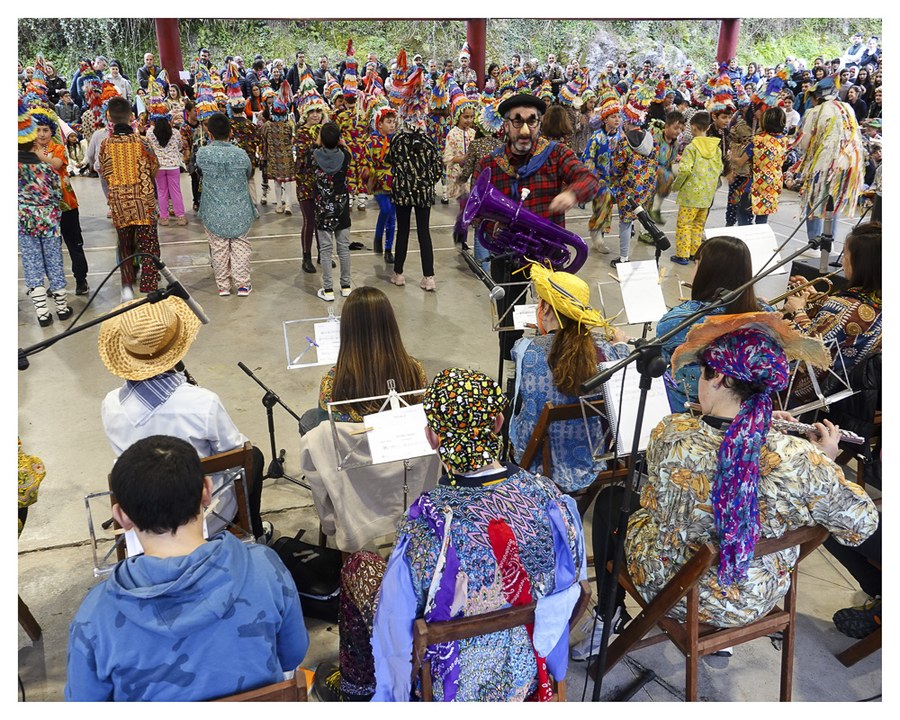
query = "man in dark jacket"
xmin=312 ymin=56 xmax=331 ymax=95
xmin=286 ymin=50 xmax=313 ymax=95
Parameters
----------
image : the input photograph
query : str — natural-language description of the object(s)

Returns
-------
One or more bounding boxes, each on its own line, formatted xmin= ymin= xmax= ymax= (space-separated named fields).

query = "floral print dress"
xmin=625 ymin=413 xmax=879 ymax=627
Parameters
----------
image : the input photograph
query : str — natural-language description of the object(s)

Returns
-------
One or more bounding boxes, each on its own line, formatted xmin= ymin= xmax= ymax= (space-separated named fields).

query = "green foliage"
xmin=18 ymin=17 xmax=881 ymax=80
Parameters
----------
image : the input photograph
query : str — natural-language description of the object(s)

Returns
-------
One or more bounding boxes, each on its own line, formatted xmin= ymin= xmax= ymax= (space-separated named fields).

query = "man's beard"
xmin=509 ymin=136 xmax=535 ymax=155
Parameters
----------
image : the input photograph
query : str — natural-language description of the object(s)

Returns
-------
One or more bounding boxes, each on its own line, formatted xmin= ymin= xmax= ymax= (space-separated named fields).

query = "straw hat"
xmin=98 ymin=297 xmax=203 ymax=381
xmin=671 ymin=312 xmax=831 ymax=372
xmin=528 ymin=263 xmax=610 ymax=333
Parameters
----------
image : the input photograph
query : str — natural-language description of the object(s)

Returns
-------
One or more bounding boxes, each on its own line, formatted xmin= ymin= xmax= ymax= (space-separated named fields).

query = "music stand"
xmin=779 ymin=338 xmax=858 ymax=416
xmin=326 ymin=380 xmax=435 ymax=511
xmin=84 ymin=468 xmax=253 ymax=577
xmin=283 ymin=307 xmax=341 ymax=369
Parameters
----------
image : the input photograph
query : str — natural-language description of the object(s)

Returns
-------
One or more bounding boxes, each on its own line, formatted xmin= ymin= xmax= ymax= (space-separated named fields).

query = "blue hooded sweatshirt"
xmin=65 ymin=532 xmax=308 ymax=701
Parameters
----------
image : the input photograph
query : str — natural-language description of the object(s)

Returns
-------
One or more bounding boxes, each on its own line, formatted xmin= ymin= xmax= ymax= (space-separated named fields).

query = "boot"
xmin=302 ymin=255 xmax=316 ymax=274
xmin=51 ymin=289 xmax=73 ymax=320
xmin=373 ymin=237 xmax=383 ymax=254
xmin=28 ymin=286 xmax=53 ymax=327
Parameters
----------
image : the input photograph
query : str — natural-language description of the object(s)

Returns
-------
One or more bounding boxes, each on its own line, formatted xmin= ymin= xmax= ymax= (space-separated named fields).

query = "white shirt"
xmin=101 ymin=382 xmax=247 ymax=533
xmin=784 ymin=109 xmax=801 ymax=132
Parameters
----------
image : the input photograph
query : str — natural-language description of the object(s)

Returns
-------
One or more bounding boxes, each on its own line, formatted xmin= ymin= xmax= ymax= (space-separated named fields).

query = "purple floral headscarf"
xmin=701 ymin=328 xmax=790 ymax=587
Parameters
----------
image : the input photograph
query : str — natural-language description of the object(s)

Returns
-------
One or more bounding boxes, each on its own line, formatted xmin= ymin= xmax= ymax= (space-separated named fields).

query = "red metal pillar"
xmin=716 ymin=19 xmax=740 ymax=65
xmin=466 ymin=19 xmax=487 ymax=89
xmin=155 ymin=19 xmax=185 ymax=88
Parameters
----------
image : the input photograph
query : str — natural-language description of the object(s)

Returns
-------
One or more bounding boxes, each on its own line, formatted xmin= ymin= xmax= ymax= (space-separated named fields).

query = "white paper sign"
xmin=178 ymin=70 xmax=191 ymax=81
xmin=704 ymin=224 xmax=788 ymax=276
xmin=703 ymin=224 xmax=790 ymax=303
xmin=600 ymin=361 xmax=672 ymax=454
xmin=615 ymin=260 xmax=668 ymax=324
xmin=313 ymin=321 xmax=341 ymax=365
xmin=513 ymin=303 xmax=538 ymax=330
xmin=362 ymin=404 xmax=436 ymax=465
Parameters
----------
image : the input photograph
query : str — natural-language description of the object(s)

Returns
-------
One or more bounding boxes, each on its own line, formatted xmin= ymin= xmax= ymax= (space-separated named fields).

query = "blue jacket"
xmin=65 ymin=533 xmax=308 ymax=701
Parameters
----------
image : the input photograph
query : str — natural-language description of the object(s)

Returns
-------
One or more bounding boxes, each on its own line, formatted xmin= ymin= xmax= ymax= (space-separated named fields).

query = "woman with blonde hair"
xmin=509 ymin=264 xmax=629 ymax=493
xmin=300 ymin=286 xmax=427 ymax=432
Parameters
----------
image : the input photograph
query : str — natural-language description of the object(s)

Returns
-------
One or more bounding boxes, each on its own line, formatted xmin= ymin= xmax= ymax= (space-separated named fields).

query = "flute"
xmin=684 ymin=403 xmax=864 ymax=444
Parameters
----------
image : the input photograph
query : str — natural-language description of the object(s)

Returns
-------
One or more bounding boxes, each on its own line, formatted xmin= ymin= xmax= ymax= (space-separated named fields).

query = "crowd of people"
xmin=17 ymin=27 xmax=882 ymax=703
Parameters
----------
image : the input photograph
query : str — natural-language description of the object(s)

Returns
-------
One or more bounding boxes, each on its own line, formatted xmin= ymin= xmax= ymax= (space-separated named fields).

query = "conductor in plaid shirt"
xmin=472 ymin=93 xmax=598 ymax=377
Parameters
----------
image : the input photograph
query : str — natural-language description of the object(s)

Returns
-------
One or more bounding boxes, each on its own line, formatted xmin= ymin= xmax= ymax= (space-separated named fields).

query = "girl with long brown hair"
xmin=657 ymin=235 xmax=773 ymax=411
xmin=300 ymin=286 xmax=427 ymax=433
xmin=509 ymin=264 xmax=629 ymax=493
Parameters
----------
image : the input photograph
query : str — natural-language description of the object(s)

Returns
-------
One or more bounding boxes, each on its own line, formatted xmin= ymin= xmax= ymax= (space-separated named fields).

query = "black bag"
xmin=272 ymin=531 xmax=342 ymax=622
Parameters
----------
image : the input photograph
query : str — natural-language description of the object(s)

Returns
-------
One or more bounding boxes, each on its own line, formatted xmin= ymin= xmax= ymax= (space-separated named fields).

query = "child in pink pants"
xmin=146 ymin=116 xmax=187 ymax=226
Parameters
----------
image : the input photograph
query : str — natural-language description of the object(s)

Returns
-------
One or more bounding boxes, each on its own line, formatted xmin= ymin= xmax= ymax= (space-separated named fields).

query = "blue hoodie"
xmin=65 ymin=533 xmax=308 ymax=701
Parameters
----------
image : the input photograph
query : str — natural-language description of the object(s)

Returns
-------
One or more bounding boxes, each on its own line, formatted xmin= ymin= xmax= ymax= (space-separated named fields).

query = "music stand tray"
xmin=283 ymin=307 xmax=340 ymax=369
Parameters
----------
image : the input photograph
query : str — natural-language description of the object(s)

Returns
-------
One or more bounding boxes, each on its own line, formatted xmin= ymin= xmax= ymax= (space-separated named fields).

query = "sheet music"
xmin=313 ymin=320 xmax=341 ymax=365
xmin=513 ymin=304 xmax=538 ymax=330
xmin=362 ymin=404 xmax=436 ymax=465
xmin=599 ymin=361 xmax=672 ymax=454
xmin=615 ymin=260 xmax=668 ymax=324
xmin=703 ymin=224 xmax=788 ymax=276
xmin=703 ymin=224 xmax=789 ymax=304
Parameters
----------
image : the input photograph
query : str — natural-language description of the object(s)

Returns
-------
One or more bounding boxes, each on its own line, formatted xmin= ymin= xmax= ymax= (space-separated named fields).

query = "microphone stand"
xmin=584 ymin=218 xmax=822 ymax=701
xmin=237 ymin=362 xmax=310 ymax=491
xmin=19 ymin=251 xmax=215 ymax=370
xmin=20 ymin=281 xmax=185 ymax=370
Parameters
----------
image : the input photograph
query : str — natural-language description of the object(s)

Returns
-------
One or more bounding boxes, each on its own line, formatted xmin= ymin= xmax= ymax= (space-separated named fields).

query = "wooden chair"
xmin=18 ymin=595 xmax=41 ymax=642
xmin=110 ymin=442 xmax=256 ymax=561
xmin=412 ymin=579 xmax=592 ymax=701
xmin=518 ymin=401 xmax=631 ymax=516
xmin=835 ymin=495 xmax=881 ymax=668
xmin=836 ymin=625 xmax=881 ymax=667
xmin=596 ymin=524 xmax=829 ymax=701
xmin=212 ymin=669 xmax=309 ymax=702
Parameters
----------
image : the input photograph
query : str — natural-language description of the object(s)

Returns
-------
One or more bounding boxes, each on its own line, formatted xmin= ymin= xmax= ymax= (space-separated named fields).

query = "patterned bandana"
xmin=701 ymin=328 xmax=790 ymax=587
xmin=423 ymin=368 xmax=508 ymax=476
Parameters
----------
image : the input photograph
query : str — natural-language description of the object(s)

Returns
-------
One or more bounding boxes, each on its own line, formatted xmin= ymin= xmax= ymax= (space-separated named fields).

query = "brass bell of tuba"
xmin=462 ymin=168 xmax=589 ymax=273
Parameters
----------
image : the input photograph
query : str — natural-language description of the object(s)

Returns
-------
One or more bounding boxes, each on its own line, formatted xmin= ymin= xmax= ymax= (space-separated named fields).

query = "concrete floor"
xmin=17 ymin=169 xmax=879 ymax=702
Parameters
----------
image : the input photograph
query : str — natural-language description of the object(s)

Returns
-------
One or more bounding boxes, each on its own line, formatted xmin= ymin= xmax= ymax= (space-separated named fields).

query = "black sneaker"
xmin=610 ymin=257 xmax=629 ymax=268
xmin=75 ymin=279 xmax=90 ymax=296
xmin=833 ymin=597 xmax=881 ymax=639
xmin=349 ymin=241 xmax=366 ymax=250
xmin=384 ymin=250 xmax=394 ymax=264
xmin=311 ymin=662 xmax=343 ymax=702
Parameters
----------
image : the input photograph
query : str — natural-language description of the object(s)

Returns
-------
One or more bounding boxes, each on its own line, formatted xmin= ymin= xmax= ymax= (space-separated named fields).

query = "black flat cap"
xmin=497 ymin=93 xmax=547 ymax=117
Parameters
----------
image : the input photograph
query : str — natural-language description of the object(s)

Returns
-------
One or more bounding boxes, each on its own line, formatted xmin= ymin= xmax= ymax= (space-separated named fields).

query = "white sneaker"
xmin=590 ymin=231 xmax=611 ymax=254
xmin=317 ymin=288 xmax=335 ymax=302
xmin=570 ymin=605 xmax=625 ymax=661
xmin=120 ymin=284 xmax=134 ymax=302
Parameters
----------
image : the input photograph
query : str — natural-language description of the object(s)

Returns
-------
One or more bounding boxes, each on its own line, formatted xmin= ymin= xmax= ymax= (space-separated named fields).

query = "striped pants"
xmin=116 ymin=224 xmax=160 ymax=291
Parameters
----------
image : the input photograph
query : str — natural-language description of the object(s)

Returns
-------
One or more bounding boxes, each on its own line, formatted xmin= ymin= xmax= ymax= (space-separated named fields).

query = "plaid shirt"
xmin=473 ymin=138 xmax=598 ymax=227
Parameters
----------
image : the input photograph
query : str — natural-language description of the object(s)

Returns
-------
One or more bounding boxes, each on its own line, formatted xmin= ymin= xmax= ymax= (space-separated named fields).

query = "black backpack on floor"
xmin=271 ymin=531 xmax=342 ymax=623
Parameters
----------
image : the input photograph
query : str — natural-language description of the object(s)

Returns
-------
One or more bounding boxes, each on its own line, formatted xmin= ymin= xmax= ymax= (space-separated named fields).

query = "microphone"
xmin=634 ymin=205 xmax=671 ymax=252
xmin=153 ymin=258 xmax=211 ymax=324
xmin=459 ymin=248 xmax=505 ymax=301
